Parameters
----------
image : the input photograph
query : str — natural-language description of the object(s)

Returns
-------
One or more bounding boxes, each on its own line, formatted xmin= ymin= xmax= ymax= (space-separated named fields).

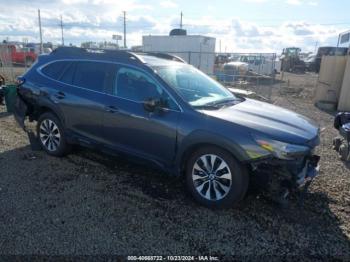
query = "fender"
xmin=174 ymin=130 xmax=251 ymax=175
xmin=34 ymin=96 xmax=66 ymax=124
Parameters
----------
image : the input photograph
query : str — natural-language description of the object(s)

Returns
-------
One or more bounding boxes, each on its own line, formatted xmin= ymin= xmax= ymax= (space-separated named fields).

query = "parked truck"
xmin=0 ymin=44 xmax=37 ymax=67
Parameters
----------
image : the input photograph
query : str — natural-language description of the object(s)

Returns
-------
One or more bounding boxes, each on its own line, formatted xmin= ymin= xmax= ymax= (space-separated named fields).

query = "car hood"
xmin=202 ymin=98 xmax=319 ymax=146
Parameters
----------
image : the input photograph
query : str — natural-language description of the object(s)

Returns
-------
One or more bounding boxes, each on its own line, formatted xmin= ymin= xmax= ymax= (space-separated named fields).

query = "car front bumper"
xmin=250 ymin=153 xmax=320 ymax=205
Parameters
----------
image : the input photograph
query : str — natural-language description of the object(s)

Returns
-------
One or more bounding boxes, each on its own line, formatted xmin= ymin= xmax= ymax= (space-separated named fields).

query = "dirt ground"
xmin=0 ymin=72 xmax=349 ymax=258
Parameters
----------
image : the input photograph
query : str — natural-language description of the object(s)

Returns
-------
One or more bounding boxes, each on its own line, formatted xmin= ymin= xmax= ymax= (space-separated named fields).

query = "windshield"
xmin=154 ymin=65 xmax=236 ymax=107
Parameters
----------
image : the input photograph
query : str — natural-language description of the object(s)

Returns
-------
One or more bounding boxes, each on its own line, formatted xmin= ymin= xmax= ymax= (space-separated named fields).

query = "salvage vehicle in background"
xmin=14 ymin=47 xmax=321 ymax=208
xmin=304 ymin=54 xmax=316 ymax=72
xmin=239 ymin=54 xmax=277 ymax=76
xmin=314 ymin=46 xmax=348 ymax=73
xmin=281 ymin=47 xmax=306 ymax=73
xmin=0 ymin=44 xmax=37 ymax=67
xmin=333 ymin=112 xmax=350 ymax=161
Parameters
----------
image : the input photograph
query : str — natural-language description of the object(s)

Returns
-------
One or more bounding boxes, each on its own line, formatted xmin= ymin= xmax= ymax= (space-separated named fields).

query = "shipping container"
xmin=142 ymin=35 xmax=216 ymax=75
xmin=314 ymin=56 xmax=347 ymax=108
xmin=338 ymin=56 xmax=350 ymax=111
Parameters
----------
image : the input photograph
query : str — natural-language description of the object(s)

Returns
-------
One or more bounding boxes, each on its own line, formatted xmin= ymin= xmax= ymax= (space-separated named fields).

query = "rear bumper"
xmin=13 ymin=93 xmax=28 ymax=130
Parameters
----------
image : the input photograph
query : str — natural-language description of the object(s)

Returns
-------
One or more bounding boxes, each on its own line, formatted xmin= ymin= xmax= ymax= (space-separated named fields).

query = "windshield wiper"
xmin=192 ymin=104 xmax=221 ymax=110
xmin=203 ymin=97 xmax=239 ymax=107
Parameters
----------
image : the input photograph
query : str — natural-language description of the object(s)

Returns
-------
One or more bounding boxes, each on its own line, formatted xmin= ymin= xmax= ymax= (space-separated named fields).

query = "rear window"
xmin=41 ymin=61 xmax=69 ymax=80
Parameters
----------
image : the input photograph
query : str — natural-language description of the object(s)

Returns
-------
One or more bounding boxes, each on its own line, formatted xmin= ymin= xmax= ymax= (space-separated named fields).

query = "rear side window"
xmin=72 ymin=61 xmax=114 ymax=92
xmin=60 ymin=63 xmax=76 ymax=85
xmin=41 ymin=61 xmax=69 ymax=80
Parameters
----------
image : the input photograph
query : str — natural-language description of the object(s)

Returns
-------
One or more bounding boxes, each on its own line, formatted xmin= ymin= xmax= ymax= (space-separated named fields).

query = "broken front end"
xmin=249 ymin=134 xmax=320 ymax=206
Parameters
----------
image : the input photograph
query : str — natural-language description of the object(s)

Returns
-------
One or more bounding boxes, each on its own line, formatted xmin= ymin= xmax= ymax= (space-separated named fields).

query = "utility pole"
xmin=60 ymin=15 xmax=64 ymax=46
xmin=180 ymin=11 xmax=183 ymax=29
xmin=123 ymin=11 xmax=126 ymax=48
xmin=314 ymin=41 xmax=318 ymax=53
xmin=38 ymin=9 xmax=43 ymax=54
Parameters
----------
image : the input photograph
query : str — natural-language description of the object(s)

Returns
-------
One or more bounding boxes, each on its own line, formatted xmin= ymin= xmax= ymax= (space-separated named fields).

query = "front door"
xmin=103 ymin=66 xmax=181 ymax=166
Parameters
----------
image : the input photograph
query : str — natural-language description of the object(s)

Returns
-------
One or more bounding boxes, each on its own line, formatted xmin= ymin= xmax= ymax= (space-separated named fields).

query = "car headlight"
xmin=253 ymin=134 xmax=310 ymax=160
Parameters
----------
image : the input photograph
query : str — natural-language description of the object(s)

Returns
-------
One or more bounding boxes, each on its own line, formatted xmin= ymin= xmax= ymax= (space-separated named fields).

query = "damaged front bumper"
xmin=251 ymin=154 xmax=320 ymax=206
xmin=295 ymin=155 xmax=320 ymax=188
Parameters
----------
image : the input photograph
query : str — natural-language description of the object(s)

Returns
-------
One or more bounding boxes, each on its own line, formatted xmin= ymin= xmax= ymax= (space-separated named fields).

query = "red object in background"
xmin=1 ymin=44 xmax=37 ymax=67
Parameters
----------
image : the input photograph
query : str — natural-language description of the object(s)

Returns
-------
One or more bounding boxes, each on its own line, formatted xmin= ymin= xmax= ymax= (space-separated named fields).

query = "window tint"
xmin=114 ymin=67 xmax=178 ymax=110
xmin=42 ymin=61 xmax=69 ymax=80
xmin=72 ymin=61 xmax=113 ymax=92
xmin=59 ymin=62 xmax=76 ymax=85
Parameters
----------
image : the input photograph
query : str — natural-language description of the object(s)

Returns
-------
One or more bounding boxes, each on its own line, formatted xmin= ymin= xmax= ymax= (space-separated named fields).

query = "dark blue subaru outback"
xmin=14 ymin=47 xmax=320 ymax=208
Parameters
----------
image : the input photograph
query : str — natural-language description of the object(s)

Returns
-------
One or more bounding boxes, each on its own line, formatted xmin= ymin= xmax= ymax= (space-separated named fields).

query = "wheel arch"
xmin=175 ymin=131 xmax=250 ymax=176
xmin=32 ymin=102 xmax=65 ymax=126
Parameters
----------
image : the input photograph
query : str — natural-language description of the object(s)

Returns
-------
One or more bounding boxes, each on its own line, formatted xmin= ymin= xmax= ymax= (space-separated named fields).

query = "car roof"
xmin=49 ymin=47 xmax=186 ymax=68
xmin=138 ymin=54 xmax=185 ymax=67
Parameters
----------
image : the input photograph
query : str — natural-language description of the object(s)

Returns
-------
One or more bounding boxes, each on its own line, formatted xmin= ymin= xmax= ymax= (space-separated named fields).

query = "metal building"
xmin=142 ymin=35 xmax=216 ymax=75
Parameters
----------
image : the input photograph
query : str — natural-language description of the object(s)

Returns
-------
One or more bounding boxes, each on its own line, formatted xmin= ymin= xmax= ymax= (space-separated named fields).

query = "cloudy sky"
xmin=0 ymin=0 xmax=349 ymax=53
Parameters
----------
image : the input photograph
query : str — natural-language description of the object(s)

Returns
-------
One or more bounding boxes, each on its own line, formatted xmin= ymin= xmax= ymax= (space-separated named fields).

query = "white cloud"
xmin=286 ymin=0 xmax=319 ymax=5
xmin=243 ymin=0 xmax=269 ymax=3
xmin=0 ymin=0 xmax=342 ymax=53
xmin=286 ymin=0 xmax=302 ymax=5
xmin=160 ymin=0 xmax=177 ymax=8
xmin=308 ymin=1 xmax=318 ymax=6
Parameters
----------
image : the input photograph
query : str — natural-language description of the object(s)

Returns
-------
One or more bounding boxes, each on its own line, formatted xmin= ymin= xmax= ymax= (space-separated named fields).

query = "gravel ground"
xmin=0 ymin=72 xmax=349 ymax=258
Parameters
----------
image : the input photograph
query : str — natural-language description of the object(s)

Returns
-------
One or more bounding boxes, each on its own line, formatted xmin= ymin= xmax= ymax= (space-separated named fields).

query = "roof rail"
xmin=141 ymin=52 xmax=186 ymax=63
xmin=51 ymin=47 xmax=144 ymax=63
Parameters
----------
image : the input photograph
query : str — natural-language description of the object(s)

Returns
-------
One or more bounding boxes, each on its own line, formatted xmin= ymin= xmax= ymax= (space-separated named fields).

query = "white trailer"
xmin=142 ymin=35 xmax=216 ymax=75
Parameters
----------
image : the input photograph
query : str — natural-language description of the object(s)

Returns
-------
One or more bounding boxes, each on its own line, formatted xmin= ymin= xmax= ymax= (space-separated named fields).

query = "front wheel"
xmin=37 ymin=112 xmax=70 ymax=157
xmin=185 ymin=146 xmax=249 ymax=208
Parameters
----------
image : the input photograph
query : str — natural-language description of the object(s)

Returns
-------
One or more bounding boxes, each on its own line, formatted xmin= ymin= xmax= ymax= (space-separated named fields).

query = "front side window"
xmin=113 ymin=67 xmax=178 ymax=110
xmin=154 ymin=65 xmax=236 ymax=108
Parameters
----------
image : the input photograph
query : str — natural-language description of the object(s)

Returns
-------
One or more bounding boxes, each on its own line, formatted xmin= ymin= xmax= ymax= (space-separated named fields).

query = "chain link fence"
xmin=0 ymin=45 xmax=279 ymax=100
xmin=153 ymin=51 xmax=278 ymax=100
xmin=0 ymin=44 xmax=33 ymax=83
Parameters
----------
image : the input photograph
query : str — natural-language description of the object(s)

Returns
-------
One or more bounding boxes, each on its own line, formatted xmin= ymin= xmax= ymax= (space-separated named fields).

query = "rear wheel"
xmin=185 ymin=146 xmax=249 ymax=208
xmin=37 ymin=112 xmax=70 ymax=157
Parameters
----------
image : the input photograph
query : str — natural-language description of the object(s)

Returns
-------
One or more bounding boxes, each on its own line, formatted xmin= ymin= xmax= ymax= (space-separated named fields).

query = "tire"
xmin=339 ymin=144 xmax=349 ymax=162
xmin=185 ymin=146 xmax=249 ymax=209
xmin=37 ymin=112 xmax=70 ymax=157
xmin=333 ymin=136 xmax=342 ymax=151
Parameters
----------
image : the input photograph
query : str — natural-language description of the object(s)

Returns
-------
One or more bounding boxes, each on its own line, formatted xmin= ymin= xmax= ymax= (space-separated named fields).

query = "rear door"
xmin=52 ymin=60 xmax=115 ymax=143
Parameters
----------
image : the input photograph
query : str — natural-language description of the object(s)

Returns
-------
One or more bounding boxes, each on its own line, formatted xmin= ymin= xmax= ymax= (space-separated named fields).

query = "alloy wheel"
xmin=39 ymin=119 xmax=61 ymax=152
xmin=192 ymin=154 xmax=232 ymax=201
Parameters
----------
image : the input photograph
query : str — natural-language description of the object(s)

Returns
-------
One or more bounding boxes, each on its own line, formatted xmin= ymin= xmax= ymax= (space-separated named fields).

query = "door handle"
xmin=54 ymin=91 xmax=65 ymax=99
xmin=105 ymin=105 xmax=119 ymax=113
